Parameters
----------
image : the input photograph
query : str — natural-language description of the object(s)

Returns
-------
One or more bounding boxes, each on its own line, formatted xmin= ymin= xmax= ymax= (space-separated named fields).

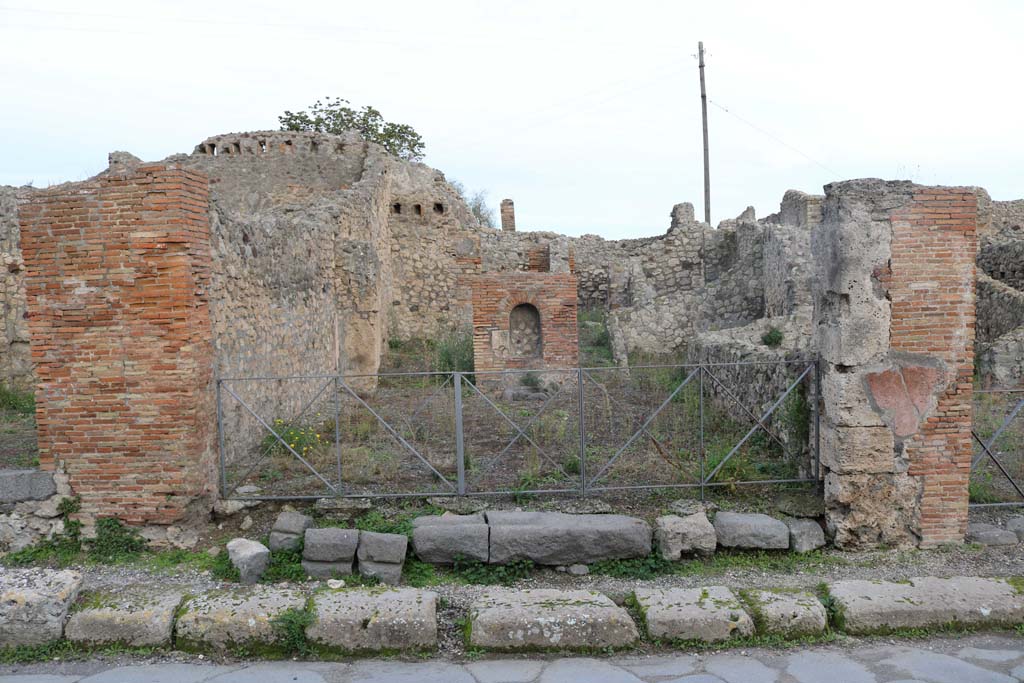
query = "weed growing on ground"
xmin=262 ymin=545 xmax=307 ymax=583
xmin=761 ymin=326 xmax=784 ymax=348
xmin=591 ymin=553 xmax=676 ymax=580
xmin=0 ymin=384 xmax=35 ymax=414
xmin=89 ymin=518 xmax=146 ymax=562
xmin=452 ymin=557 xmax=534 ymax=585
xmin=402 ymin=558 xmax=440 ymax=587
xmin=269 ymin=602 xmax=315 ymax=656
xmin=355 ymin=510 xmax=415 ymax=538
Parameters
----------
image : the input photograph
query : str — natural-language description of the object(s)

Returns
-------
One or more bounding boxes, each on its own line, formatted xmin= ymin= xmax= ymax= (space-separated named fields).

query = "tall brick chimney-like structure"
xmin=500 ymin=199 xmax=516 ymax=231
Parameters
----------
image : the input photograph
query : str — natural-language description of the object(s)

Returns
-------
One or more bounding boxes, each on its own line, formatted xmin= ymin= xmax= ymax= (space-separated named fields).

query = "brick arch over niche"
xmin=470 ymin=273 xmax=578 ymax=373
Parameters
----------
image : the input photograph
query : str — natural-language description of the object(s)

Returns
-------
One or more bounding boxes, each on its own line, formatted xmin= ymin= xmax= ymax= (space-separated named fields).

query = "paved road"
xmin=4 ymin=634 xmax=1024 ymax=682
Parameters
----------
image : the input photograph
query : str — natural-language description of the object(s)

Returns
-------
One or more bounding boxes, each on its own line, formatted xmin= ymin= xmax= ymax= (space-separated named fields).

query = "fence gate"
xmin=216 ymin=360 xmax=821 ymax=501
xmin=971 ymin=388 xmax=1024 ymax=506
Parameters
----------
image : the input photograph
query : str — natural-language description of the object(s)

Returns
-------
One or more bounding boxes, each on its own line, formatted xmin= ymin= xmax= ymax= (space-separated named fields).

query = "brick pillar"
xmin=814 ymin=180 xmax=977 ymax=548
xmin=19 ymin=163 xmax=215 ymax=525
xmin=500 ymin=199 xmax=516 ymax=231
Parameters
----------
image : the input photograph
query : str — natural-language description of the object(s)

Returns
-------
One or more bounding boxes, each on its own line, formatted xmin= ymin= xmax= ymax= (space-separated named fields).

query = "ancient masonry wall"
xmin=18 ymin=163 xmax=216 ymax=524
xmin=977 ymin=240 xmax=1024 ymax=292
xmin=0 ymin=187 xmax=32 ymax=390
xmin=813 ymin=180 xmax=977 ymax=548
xmin=976 ymin=274 xmax=1024 ymax=344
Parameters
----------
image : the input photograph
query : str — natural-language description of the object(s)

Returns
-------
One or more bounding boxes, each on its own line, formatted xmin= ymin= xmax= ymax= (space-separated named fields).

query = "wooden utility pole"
xmin=698 ymin=41 xmax=710 ymax=225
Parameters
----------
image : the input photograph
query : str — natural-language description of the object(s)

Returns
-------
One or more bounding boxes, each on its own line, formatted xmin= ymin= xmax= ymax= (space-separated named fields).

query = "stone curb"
xmin=6 ymin=570 xmax=1024 ymax=656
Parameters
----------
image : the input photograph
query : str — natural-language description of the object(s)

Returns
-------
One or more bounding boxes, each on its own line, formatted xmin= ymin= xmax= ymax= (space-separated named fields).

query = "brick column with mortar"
xmin=813 ymin=179 xmax=977 ymax=548
xmin=19 ymin=161 xmax=216 ymax=526
xmin=500 ymin=199 xmax=516 ymax=231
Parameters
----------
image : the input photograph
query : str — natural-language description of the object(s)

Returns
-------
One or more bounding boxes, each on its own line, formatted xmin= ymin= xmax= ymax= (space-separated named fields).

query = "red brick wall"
xmin=19 ymin=164 xmax=215 ymax=525
xmin=889 ymin=189 xmax=977 ymax=546
xmin=471 ymin=273 xmax=578 ymax=372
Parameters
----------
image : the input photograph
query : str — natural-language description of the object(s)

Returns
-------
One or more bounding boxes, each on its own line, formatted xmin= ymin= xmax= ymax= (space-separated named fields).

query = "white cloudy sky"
xmin=1 ymin=1 xmax=1020 ymax=239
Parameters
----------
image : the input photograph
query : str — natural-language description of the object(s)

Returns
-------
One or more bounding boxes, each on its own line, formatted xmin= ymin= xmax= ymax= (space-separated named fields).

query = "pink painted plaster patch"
xmin=865 ymin=365 xmax=940 ymax=438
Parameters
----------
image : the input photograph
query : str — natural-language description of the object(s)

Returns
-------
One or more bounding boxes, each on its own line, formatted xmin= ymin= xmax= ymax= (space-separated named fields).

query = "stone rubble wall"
xmin=977 ymin=239 xmax=1024 ymax=292
xmin=976 ymin=273 xmax=1024 ymax=344
xmin=0 ymin=186 xmax=33 ymax=390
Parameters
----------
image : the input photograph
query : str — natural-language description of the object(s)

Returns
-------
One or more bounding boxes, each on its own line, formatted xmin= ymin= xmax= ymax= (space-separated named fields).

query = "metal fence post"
xmin=334 ymin=374 xmax=343 ymax=493
xmin=699 ymin=365 xmax=705 ymax=502
xmin=578 ymin=367 xmax=586 ymax=497
xmin=216 ymin=379 xmax=227 ymax=498
xmin=455 ymin=372 xmax=466 ymax=495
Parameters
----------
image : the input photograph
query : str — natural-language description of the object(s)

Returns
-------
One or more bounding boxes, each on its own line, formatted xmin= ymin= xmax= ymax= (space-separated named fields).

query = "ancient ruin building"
xmin=0 ymin=127 xmax=1020 ymax=550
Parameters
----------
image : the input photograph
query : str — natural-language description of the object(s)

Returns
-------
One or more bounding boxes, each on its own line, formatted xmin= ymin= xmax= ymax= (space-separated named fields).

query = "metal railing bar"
xmin=462 ymin=376 xmax=570 ymax=479
xmin=971 ymin=396 xmax=1024 ymax=469
xmin=588 ymin=367 xmax=700 ymax=487
xmin=581 ymin=359 xmax=816 ymax=372
xmin=406 ymin=373 xmax=453 ymax=426
xmin=219 ymin=370 xmax=456 ymax=381
xmin=968 ymin=501 xmax=1024 ymax=508
xmin=702 ymin=363 xmax=814 ymax=485
xmin=220 ymin=382 xmax=339 ymax=494
xmin=337 ymin=380 xmax=456 ymax=492
xmin=588 ymin=477 xmax=820 ymax=493
xmin=975 ymin=389 xmax=1024 ymax=394
xmin=971 ymin=429 xmax=1024 ymax=501
xmin=700 ymin=366 xmax=791 ymax=455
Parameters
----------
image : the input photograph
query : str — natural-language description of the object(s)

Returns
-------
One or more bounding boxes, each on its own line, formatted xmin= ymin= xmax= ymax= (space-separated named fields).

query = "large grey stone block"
xmin=469 ymin=589 xmax=638 ymax=650
xmin=268 ymin=511 xmax=314 ymax=551
xmin=1007 ymin=516 xmax=1024 ymax=541
xmin=966 ymin=523 xmax=1018 ymax=546
xmin=227 ymin=538 xmax=270 ymax=584
xmin=655 ymin=513 xmax=716 ymax=560
xmin=486 ymin=512 xmax=651 ymax=565
xmin=305 ymin=588 xmax=437 ymax=651
xmin=0 ymin=470 xmax=56 ymax=503
xmin=634 ymin=586 xmax=754 ymax=643
xmin=357 ymin=531 xmax=408 ymax=564
xmin=828 ymin=577 xmax=1024 ymax=634
xmin=301 ymin=559 xmax=352 ymax=578
xmin=65 ymin=587 xmax=184 ymax=647
xmin=412 ymin=513 xmax=486 ymax=526
xmin=0 ymin=568 xmax=82 ymax=646
xmin=175 ymin=587 xmax=307 ymax=652
xmin=713 ymin=512 xmax=789 ymax=550
xmin=303 ymin=527 xmax=359 ymax=562
xmin=413 ymin=519 xmax=489 ymax=564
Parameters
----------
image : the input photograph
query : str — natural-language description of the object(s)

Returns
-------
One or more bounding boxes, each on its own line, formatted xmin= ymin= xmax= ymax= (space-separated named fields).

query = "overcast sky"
xmin=1 ymin=1 xmax=1020 ymax=239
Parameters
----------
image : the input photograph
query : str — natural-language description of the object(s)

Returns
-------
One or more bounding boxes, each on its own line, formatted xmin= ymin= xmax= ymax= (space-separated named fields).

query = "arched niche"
xmin=509 ymin=303 xmax=542 ymax=358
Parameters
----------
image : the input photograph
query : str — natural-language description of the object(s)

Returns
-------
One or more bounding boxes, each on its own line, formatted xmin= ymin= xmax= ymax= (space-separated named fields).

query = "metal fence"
xmin=216 ymin=360 xmax=820 ymax=501
xmin=971 ymin=388 xmax=1024 ymax=507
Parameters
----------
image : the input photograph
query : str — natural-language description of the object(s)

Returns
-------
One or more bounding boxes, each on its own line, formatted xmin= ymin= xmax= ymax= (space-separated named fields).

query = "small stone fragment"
xmin=226 ymin=538 xmax=270 ymax=584
xmin=966 ymin=523 xmax=1018 ymax=546
xmin=713 ymin=512 xmax=789 ymax=550
xmin=655 ymin=513 xmax=716 ymax=559
xmin=785 ymin=517 xmax=826 ymax=553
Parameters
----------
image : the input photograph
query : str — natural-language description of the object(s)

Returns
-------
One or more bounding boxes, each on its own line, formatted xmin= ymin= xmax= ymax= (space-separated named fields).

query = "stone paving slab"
xmin=469 ymin=588 xmax=639 ymax=650
xmin=828 ymin=576 xmax=1024 ymax=634
xmin=174 ymin=587 xmax=307 ymax=652
xmin=633 ymin=586 xmax=754 ymax=643
xmin=0 ymin=568 xmax=82 ymax=646
xmin=65 ymin=587 xmax=184 ymax=647
xmin=304 ymin=587 xmax=437 ymax=652
xmin=745 ymin=589 xmax=827 ymax=637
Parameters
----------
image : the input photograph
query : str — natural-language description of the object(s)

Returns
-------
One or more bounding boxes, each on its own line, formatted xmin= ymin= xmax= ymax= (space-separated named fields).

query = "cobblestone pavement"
xmin=4 ymin=634 xmax=1024 ymax=682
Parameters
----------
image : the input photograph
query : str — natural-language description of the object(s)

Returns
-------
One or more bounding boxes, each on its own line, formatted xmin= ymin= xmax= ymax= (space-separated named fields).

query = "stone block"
xmin=1007 ymin=516 xmax=1024 ymax=541
xmin=966 ymin=523 xmax=1018 ymax=546
xmin=820 ymin=369 xmax=887 ymax=428
xmin=486 ymin=512 xmax=651 ymax=565
xmin=227 ymin=538 xmax=270 ymax=584
xmin=303 ymin=527 xmax=359 ymax=562
xmin=301 ymin=559 xmax=353 ymax=578
xmin=412 ymin=520 xmax=489 ymax=564
xmin=305 ymin=588 xmax=437 ymax=652
xmin=469 ymin=589 xmax=638 ymax=650
xmin=0 ymin=470 xmax=56 ymax=503
xmin=0 ymin=568 xmax=82 ymax=646
xmin=268 ymin=511 xmax=314 ymax=551
xmin=746 ymin=589 xmax=827 ymax=637
xmin=634 ymin=586 xmax=754 ymax=643
xmin=824 ymin=471 xmax=922 ymax=549
xmin=175 ymin=587 xmax=307 ymax=652
xmin=65 ymin=587 xmax=184 ymax=647
xmin=357 ymin=531 xmax=408 ymax=564
xmin=820 ymin=423 xmax=896 ymax=474
xmin=412 ymin=512 xmax=487 ymax=526
xmin=828 ymin=577 xmax=1024 ymax=634
xmin=712 ymin=512 xmax=789 ymax=550
xmin=785 ymin=517 xmax=826 ymax=553
xmin=655 ymin=513 xmax=716 ymax=560
xmin=358 ymin=559 xmax=403 ymax=586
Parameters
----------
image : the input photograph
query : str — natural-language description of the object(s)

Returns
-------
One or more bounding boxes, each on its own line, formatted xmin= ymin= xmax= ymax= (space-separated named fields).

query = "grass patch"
xmin=89 ymin=518 xmax=146 ymax=563
xmin=434 ymin=330 xmax=474 ymax=379
xmin=452 ymin=557 xmax=534 ymax=586
xmin=0 ymin=384 xmax=35 ymax=414
xmin=761 ymin=326 xmax=784 ymax=348
xmin=269 ymin=601 xmax=315 ymax=657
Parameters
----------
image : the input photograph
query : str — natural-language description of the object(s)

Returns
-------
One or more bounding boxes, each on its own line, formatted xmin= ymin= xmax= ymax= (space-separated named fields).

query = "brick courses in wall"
xmin=18 ymin=164 xmax=216 ymax=524
xmin=470 ymin=273 xmax=579 ymax=374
